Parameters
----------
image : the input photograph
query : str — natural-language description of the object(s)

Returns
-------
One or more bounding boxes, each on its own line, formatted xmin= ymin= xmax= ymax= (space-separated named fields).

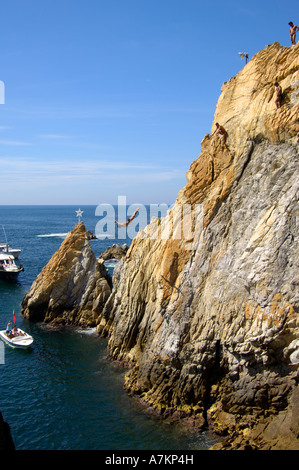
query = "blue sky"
xmin=0 ymin=0 xmax=297 ymax=205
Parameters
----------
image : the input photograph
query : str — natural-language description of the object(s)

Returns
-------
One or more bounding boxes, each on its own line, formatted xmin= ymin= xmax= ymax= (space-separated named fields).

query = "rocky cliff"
xmin=99 ymin=243 xmax=129 ymax=261
xmin=97 ymin=43 xmax=299 ymax=449
xmin=0 ymin=412 xmax=15 ymax=450
xmin=22 ymin=222 xmax=112 ymax=326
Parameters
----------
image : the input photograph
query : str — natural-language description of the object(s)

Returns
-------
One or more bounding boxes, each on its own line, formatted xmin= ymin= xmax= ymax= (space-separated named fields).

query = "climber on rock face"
xmin=212 ymin=123 xmax=227 ymax=143
xmin=274 ymin=82 xmax=283 ymax=109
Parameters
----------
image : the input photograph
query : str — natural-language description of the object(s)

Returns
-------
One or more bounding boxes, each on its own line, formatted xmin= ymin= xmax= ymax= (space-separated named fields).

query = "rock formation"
xmin=22 ymin=222 xmax=112 ymax=326
xmin=97 ymin=43 xmax=299 ymax=449
xmin=99 ymin=243 xmax=129 ymax=261
xmin=86 ymin=230 xmax=97 ymax=240
xmin=0 ymin=412 xmax=15 ymax=450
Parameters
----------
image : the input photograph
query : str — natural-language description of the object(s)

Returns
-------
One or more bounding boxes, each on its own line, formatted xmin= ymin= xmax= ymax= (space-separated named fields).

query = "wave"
xmin=37 ymin=233 xmax=68 ymax=238
xmin=75 ymin=327 xmax=97 ymax=336
xmin=96 ymin=234 xmax=114 ymax=239
xmin=37 ymin=233 xmax=99 ymax=240
xmin=104 ymin=258 xmax=120 ymax=268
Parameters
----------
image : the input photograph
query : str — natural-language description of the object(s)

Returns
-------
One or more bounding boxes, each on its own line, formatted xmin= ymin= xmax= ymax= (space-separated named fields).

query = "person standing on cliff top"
xmin=289 ymin=22 xmax=299 ymax=45
xmin=212 ymin=123 xmax=227 ymax=143
xmin=274 ymin=82 xmax=283 ymax=109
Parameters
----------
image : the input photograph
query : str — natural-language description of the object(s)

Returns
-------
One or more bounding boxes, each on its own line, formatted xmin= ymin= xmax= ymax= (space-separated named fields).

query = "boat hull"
xmin=0 ymin=245 xmax=21 ymax=259
xmin=0 ymin=329 xmax=33 ymax=349
xmin=0 ymin=270 xmax=23 ymax=281
xmin=0 ymin=264 xmax=24 ymax=281
xmin=8 ymin=249 xmax=21 ymax=259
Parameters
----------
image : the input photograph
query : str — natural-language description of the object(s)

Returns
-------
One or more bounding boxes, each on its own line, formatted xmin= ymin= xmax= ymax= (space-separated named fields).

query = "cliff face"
xmin=98 ymin=43 xmax=299 ymax=449
xmin=0 ymin=412 xmax=15 ymax=450
xmin=22 ymin=223 xmax=112 ymax=326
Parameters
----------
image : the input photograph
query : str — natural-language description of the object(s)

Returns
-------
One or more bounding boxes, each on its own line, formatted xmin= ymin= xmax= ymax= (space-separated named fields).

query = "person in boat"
xmin=12 ymin=325 xmax=20 ymax=336
xmin=212 ymin=123 xmax=227 ymax=143
xmin=115 ymin=208 xmax=140 ymax=228
xmin=6 ymin=322 xmax=12 ymax=334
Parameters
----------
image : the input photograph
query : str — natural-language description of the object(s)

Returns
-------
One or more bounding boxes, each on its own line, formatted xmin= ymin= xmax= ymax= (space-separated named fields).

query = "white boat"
xmin=0 ymin=328 xmax=34 ymax=349
xmin=0 ymin=243 xmax=21 ymax=259
xmin=0 ymin=226 xmax=21 ymax=259
xmin=0 ymin=253 xmax=24 ymax=280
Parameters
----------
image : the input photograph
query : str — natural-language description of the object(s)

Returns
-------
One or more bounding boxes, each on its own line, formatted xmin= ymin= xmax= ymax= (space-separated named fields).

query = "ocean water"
xmin=0 ymin=206 xmax=215 ymax=450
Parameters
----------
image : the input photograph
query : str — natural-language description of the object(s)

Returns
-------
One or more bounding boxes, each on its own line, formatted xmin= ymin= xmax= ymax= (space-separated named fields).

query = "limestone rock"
xmin=98 ymin=43 xmax=299 ymax=449
xmin=99 ymin=243 xmax=129 ymax=261
xmin=85 ymin=230 xmax=97 ymax=240
xmin=212 ymin=42 xmax=299 ymax=145
xmin=21 ymin=222 xmax=112 ymax=326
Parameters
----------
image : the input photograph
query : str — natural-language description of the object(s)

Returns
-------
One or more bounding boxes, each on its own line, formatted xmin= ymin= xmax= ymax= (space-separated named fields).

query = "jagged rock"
xmin=97 ymin=43 xmax=299 ymax=449
xmin=85 ymin=230 xmax=97 ymax=240
xmin=0 ymin=412 xmax=15 ymax=450
xmin=99 ymin=243 xmax=129 ymax=261
xmin=21 ymin=222 xmax=112 ymax=326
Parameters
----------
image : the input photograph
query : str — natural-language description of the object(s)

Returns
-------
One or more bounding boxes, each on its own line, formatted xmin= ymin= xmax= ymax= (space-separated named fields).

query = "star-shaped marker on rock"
xmin=76 ymin=208 xmax=84 ymax=222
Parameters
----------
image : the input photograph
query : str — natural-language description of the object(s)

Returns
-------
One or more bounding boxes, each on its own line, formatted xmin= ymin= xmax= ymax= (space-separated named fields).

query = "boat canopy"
xmin=0 ymin=253 xmax=15 ymax=261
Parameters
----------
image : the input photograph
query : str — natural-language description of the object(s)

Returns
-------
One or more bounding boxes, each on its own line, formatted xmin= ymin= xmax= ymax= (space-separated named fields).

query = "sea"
xmin=0 ymin=206 xmax=216 ymax=451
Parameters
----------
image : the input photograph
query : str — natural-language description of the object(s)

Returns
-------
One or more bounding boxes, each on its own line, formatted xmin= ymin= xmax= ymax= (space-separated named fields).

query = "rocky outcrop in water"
xmin=21 ymin=223 xmax=112 ymax=326
xmin=86 ymin=230 xmax=97 ymax=240
xmin=97 ymin=43 xmax=299 ymax=449
xmin=0 ymin=412 xmax=15 ymax=450
xmin=99 ymin=243 xmax=129 ymax=261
